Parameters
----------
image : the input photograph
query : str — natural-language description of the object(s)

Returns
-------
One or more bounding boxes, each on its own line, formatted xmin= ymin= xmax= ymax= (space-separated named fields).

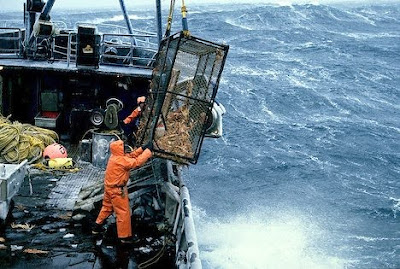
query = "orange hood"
xmin=110 ymin=140 xmax=125 ymax=156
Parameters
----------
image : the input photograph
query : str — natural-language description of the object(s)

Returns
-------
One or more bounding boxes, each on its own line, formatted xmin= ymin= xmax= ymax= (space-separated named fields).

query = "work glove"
xmin=142 ymin=141 xmax=154 ymax=151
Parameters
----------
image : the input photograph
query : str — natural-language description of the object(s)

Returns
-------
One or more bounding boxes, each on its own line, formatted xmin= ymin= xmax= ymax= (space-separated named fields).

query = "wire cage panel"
xmin=137 ymin=31 xmax=229 ymax=164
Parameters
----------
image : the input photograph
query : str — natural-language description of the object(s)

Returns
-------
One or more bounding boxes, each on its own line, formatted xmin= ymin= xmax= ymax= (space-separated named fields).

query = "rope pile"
xmin=0 ymin=114 xmax=59 ymax=164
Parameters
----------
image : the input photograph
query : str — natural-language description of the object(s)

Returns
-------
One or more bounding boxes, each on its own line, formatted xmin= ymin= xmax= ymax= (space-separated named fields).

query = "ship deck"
xmin=0 ymin=58 xmax=153 ymax=78
xmin=0 ymin=143 xmax=174 ymax=268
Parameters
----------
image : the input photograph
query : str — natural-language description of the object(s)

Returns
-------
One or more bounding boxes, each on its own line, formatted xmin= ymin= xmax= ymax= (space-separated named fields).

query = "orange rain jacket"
xmin=104 ymin=140 xmax=152 ymax=187
xmin=95 ymin=140 xmax=152 ymax=238
xmin=123 ymin=107 xmax=141 ymax=125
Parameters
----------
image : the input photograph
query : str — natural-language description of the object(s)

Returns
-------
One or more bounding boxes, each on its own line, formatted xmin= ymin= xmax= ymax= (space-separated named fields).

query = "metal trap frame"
xmin=137 ymin=31 xmax=229 ymax=164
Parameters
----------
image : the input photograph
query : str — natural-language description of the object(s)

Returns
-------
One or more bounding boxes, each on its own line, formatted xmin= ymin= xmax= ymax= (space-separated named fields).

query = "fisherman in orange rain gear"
xmin=121 ymin=96 xmax=146 ymax=145
xmin=92 ymin=139 xmax=153 ymax=244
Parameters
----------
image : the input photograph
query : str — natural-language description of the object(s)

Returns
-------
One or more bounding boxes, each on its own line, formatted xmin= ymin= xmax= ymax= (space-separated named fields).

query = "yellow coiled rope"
xmin=0 ymin=114 xmax=59 ymax=164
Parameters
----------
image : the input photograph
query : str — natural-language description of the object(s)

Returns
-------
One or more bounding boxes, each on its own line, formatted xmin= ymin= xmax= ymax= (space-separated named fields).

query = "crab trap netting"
xmin=136 ymin=32 xmax=229 ymax=164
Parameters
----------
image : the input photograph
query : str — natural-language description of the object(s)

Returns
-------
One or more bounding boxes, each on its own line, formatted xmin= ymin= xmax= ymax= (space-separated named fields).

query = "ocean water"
xmin=185 ymin=3 xmax=400 ymax=269
xmin=2 ymin=2 xmax=400 ymax=268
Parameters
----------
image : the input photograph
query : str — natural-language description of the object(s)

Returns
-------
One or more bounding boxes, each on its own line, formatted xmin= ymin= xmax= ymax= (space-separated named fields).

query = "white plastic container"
xmin=0 ymin=160 xmax=27 ymax=220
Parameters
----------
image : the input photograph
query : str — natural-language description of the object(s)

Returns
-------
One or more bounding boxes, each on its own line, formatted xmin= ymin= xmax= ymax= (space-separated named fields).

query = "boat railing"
xmin=0 ymin=20 xmax=24 ymax=28
xmin=175 ymin=185 xmax=202 ymax=269
xmin=82 ymin=23 xmax=147 ymax=36
xmin=50 ymin=31 xmax=77 ymax=67
xmin=0 ymin=26 xmax=158 ymax=68
xmin=52 ymin=21 xmax=69 ymax=30
xmin=166 ymin=161 xmax=202 ymax=269
xmin=101 ymin=33 xmax=158 ymax=67
xmin=79 ymin=22 xmax=156 ymax=38
xmin=96 ymin=23 xmax=129 ymax=35
xmin=0 ymin=27 xmax=24 ymax=58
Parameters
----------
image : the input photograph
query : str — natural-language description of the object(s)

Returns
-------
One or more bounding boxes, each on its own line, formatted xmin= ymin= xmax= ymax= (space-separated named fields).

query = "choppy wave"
xmin=83 ymin=14 xmax=153 ymax=25
xmin=186 ymin=2 xmax=400 ymax=269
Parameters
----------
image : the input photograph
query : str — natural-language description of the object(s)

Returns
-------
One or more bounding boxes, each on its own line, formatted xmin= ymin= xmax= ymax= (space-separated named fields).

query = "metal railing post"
xmin=100 ymin=34 xmax=105 ymax=64
xmin=156 ymin=0 xmax=162 ymax=46
xmin=51 ymin=37 xmax=55 ymax=60
xmin=130 ymin=35 xmax=134 ymax=65
xmin=18 ymin=29 xmax=23 ymax=57
xmin=67 ymin=33 xmax=71 ymax=67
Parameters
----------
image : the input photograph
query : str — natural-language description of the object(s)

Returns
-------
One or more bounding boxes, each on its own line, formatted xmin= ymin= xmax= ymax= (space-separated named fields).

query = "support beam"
xmin=155 ymin=0 xmax=162 ymax=46
xmin=39 ymin=0 xmax=56 ymax=21
xmin=119 ymin=0 xmax=134 ymax=35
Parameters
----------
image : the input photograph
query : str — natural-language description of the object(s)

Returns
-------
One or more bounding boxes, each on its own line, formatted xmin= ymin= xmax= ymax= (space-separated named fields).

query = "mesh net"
xmin=136 ymin=32 xmax=229 ymax=164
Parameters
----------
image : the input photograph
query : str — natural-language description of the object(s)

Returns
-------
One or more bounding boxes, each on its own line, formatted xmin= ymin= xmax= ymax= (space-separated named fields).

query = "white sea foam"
xmin=261 ymin=101 xmax=276 ymax=118
xmin=83 ymin=14 xmax=153 ymax=25
xmin=343 ymin=31 xmax=399 ymax=40
xmin=350 ymin=235 xmax=394 ymax=242
xmin=390 ymin=197 xmax=400 ymax=218
xmin=344 ymin=9 xmax=377 ymax=25
xmin=224 ymin=18 xmax=255 ymax=31
xmin=188 ymin=10 xmax=205 ymax=15
xmin=264 ymin=69 xmax=281 ymax=80
xmin=321 ymin=95 xmax=351 ymax=115
xmin=287 ymin=75 xmax=311 ymax=88
xmin=273 ymin=52 xmax=309 ymax=67
xmin=228 ymin=102 xmax=269 ymax=127
xmin=193 ymin=207 xmax=347 ymax=269
xmin=230 ymin=65 xmax=266 ymax=77
xmin=261 ymin=99 xmax=285 ymax=123
xmin=358 ymin=69 xmax=394 ymax=83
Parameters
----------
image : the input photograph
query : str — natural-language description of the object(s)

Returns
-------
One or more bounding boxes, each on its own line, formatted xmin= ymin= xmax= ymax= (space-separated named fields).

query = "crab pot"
xmin=137 ymin=31 xmax=229 ymax=164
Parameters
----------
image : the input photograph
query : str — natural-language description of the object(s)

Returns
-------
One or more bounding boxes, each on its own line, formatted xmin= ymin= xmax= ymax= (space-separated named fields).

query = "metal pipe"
xmin=173 ymin=202 xmax=181 ymax=235
xmin=155 ymin=0 xmax=162 ymax=46
xmin=18 ymin=29 xmax=23 ymax=57
xmin=26 ymin=12 xmax=36 ymax=45
xmin=67 ymin=33 xmax=71 ymax=67
xmin=180 ymin=186 xmax=201 ymax=269
xmin=130 ymin=35 xmax=135 ymax=65
xmin=100 ymin=34 xmax=105 ymax=64
xmin=23 ymin=2 xmax=27 ymax=42
xmin=118 ymin=0 xmax=134 ymax=35
xmin=39 ymin=0 xmax=56 ymax=20
xmin=163 ymin=182 xmax=180 ymax=202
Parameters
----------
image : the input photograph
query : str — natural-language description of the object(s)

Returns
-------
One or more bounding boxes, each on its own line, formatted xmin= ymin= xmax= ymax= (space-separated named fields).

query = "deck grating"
xmin=46 ymin=162 xmax=104 ymax=210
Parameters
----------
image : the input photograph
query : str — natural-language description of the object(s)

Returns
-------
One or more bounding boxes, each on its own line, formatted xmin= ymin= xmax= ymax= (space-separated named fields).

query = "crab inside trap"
xmin=136 ymin=31 xmax=229 ymax=164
